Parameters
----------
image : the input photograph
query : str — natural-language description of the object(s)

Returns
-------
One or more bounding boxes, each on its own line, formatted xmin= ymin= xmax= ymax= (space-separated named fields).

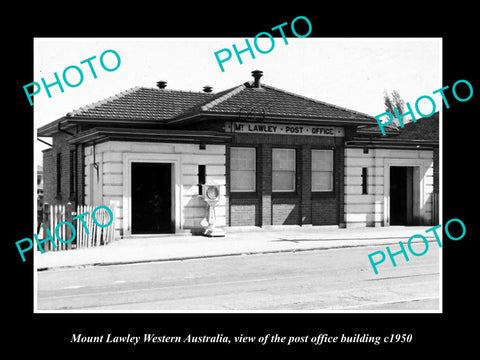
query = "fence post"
xmin=66 ymin=202 xmax=75 ymax=250
xmin=42 ymin=203 xmax=50 ymax=252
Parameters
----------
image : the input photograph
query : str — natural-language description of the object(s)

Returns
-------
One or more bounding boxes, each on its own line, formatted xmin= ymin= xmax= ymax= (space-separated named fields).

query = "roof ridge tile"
xmin=201 ymin=84 xmax=245 ymax=111
xmin=137 ymin=86 xmax=212 ymax=94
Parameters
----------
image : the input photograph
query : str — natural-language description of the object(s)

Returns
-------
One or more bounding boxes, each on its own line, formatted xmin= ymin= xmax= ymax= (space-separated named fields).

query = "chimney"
xmin=251 ymin=70 xmax=263 ymax=88
xmin=203 ymin=85 xmax=213 ymax=93
xmin=156 ymin=81 xmax=167 ymax=89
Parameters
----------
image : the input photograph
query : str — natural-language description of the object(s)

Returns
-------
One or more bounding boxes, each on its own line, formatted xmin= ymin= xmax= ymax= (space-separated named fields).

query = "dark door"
xmin=131 ymin=162 xmax=173 ymax=234
xmin=390 ymin=166 xmax=413 ymax=225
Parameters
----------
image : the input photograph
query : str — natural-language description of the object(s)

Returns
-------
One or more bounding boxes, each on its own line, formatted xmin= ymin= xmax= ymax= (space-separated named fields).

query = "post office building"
xmin=38 ymin=70 xmax=439 ymax=238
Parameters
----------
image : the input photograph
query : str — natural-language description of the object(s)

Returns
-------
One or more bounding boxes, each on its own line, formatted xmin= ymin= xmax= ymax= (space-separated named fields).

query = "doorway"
xmin=390 ymin=166 xmax=414 ymax=225
xmin=131 ymin=162 xmax=173 ymax=234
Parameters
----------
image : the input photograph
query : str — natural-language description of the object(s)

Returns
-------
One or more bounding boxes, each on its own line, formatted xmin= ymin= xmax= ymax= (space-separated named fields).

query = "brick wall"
xmin=41 ymin=128 xmax=84 ymax=208
xmin=230 ymin=201 xmax=259 ymax=226
xmin=42 ymin=148 xmax=55 ymax=206
xmin=228 ymin=131 xmax=345 ymax=227
xmin=272 ymin=199 xmax=300 ymax=225
xmin=312 ymin=197 xmax=338 ymax=225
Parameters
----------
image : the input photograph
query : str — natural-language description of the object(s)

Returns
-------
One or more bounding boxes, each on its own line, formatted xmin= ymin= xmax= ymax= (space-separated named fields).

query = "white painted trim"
xmin=230 ymin=146 xmax=256 ymax=192
xmin=122 ymin=153 xmax=183 ymax=236
xmin=272 ymin=148 xmax=296 ymax=192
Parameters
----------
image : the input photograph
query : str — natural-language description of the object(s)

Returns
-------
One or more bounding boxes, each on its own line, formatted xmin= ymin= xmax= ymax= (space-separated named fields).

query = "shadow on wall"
xmin=183 ymin=195 xmax=208 ymax=235
xmin=415 ymin=193 xmax=437 ymax=226
xmin=183 ymin=195 xmax=228 ymax=235
xmin=272 ymin=201 xmax=299 ymax=225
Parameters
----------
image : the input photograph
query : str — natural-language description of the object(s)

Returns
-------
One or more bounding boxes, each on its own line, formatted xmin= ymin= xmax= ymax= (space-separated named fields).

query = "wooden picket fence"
xmin=41 ymin=203 xmax=116 ymax=252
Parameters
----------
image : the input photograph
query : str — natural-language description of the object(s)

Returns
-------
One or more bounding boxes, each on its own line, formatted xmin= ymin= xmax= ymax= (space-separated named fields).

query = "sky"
xmin=33 ymin=37 xmax=442 ymax=165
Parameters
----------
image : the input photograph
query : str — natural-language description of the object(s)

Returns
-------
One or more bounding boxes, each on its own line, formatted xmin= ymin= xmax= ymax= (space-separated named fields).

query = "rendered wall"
xmin=84 ymin=141 xmax=226 ymax=237
xmin=344 ymin=148 xmax=434 ymax=227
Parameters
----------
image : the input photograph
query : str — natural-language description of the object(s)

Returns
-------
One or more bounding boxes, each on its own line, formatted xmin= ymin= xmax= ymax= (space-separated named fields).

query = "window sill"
xmin=230 ymin=191 xmax=258 ymax=199
xmin=311 ymin=191 xmax=336 ymax=199
xmin=272 ymin=191 xmax=298 ymax=198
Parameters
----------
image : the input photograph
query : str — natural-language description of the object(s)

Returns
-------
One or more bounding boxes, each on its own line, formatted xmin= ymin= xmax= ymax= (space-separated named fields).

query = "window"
xmin=56 ymin=153 xmax=62 ymax=196
xmin=230 ymin=147 xmax=256 ymax=192
xmin=362 ymin=167 xmax=368 ymax=194
xmin=69 ymin=149 xmax=77 ymax=197
xmin=198 ymin=165 xmax=206 ymax=195
xmin=272 ymin=148 xmax=296 ymax=192
xmin=312 ymin=149 xmax=333 ymax=192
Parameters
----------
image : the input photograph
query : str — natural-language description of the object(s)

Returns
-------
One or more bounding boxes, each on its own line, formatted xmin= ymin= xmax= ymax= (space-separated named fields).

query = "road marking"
xmin=332 ymin=296 xmax=440 ymax=310
xmin=62 ymin=285 xmax=84 ymax=290
xmin=365 ymin=272 xmax=439 ymax=281
xmin=38 ymin=274 xmax=310 ymax=301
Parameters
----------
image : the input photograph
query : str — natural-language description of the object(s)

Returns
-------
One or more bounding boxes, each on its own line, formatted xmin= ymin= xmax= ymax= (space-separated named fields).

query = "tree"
xmin=391 ymin=90 xmax=406 ymax=115
xmin=383 ymin=90 xmax=395 ymax=115
xmin=383 ymin=90 xmax=408 ymax=127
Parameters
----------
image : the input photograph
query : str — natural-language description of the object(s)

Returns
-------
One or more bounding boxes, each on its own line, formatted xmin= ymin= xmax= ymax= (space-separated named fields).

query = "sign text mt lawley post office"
xmin=226 ymin=122 xmax=345 ymax=137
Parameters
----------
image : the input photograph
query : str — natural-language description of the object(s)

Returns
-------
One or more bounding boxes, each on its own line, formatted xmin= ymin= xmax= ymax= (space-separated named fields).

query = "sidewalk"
xmin=35 ymin=226 xmax=440 ymax=271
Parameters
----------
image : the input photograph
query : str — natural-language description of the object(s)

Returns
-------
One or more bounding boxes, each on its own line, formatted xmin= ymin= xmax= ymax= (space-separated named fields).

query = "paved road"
xmin=36 ymin=244 xmax=440 ymax=311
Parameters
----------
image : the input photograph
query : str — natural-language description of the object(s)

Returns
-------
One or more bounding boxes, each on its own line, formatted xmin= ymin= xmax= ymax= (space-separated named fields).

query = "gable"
xmin=171 ymin=83 xmax=377 ymax=125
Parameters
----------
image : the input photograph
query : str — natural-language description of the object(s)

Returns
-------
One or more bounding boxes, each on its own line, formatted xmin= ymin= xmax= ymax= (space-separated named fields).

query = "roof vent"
xmin=156 ymin=81 xmax=167 ymax=89
xmin=203 ymin=85 xmax=213 ymax=93
xmin=251 ymin=70 xmax=263 ymax=88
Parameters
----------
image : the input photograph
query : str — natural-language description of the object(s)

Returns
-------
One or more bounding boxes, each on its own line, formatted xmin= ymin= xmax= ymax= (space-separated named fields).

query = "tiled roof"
xmin=354 ymin=112 xmax=439 ymax=141
xmin=63 ymin=81 xmax=376 ymax=125
xmin=66 ymin=86 xmax=214 ymax=121
xmin=176 ymin=82 xmax=376 ymax=123
xmin=356 ymin=123 xmax=400 ymax=137
xmin=394 ymin=112 xmax=439 ymax=141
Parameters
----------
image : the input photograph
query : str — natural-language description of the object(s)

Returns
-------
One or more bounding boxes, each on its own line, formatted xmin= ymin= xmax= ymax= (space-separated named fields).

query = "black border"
xmin=7 ymin=5 xmax=478 ymax=355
